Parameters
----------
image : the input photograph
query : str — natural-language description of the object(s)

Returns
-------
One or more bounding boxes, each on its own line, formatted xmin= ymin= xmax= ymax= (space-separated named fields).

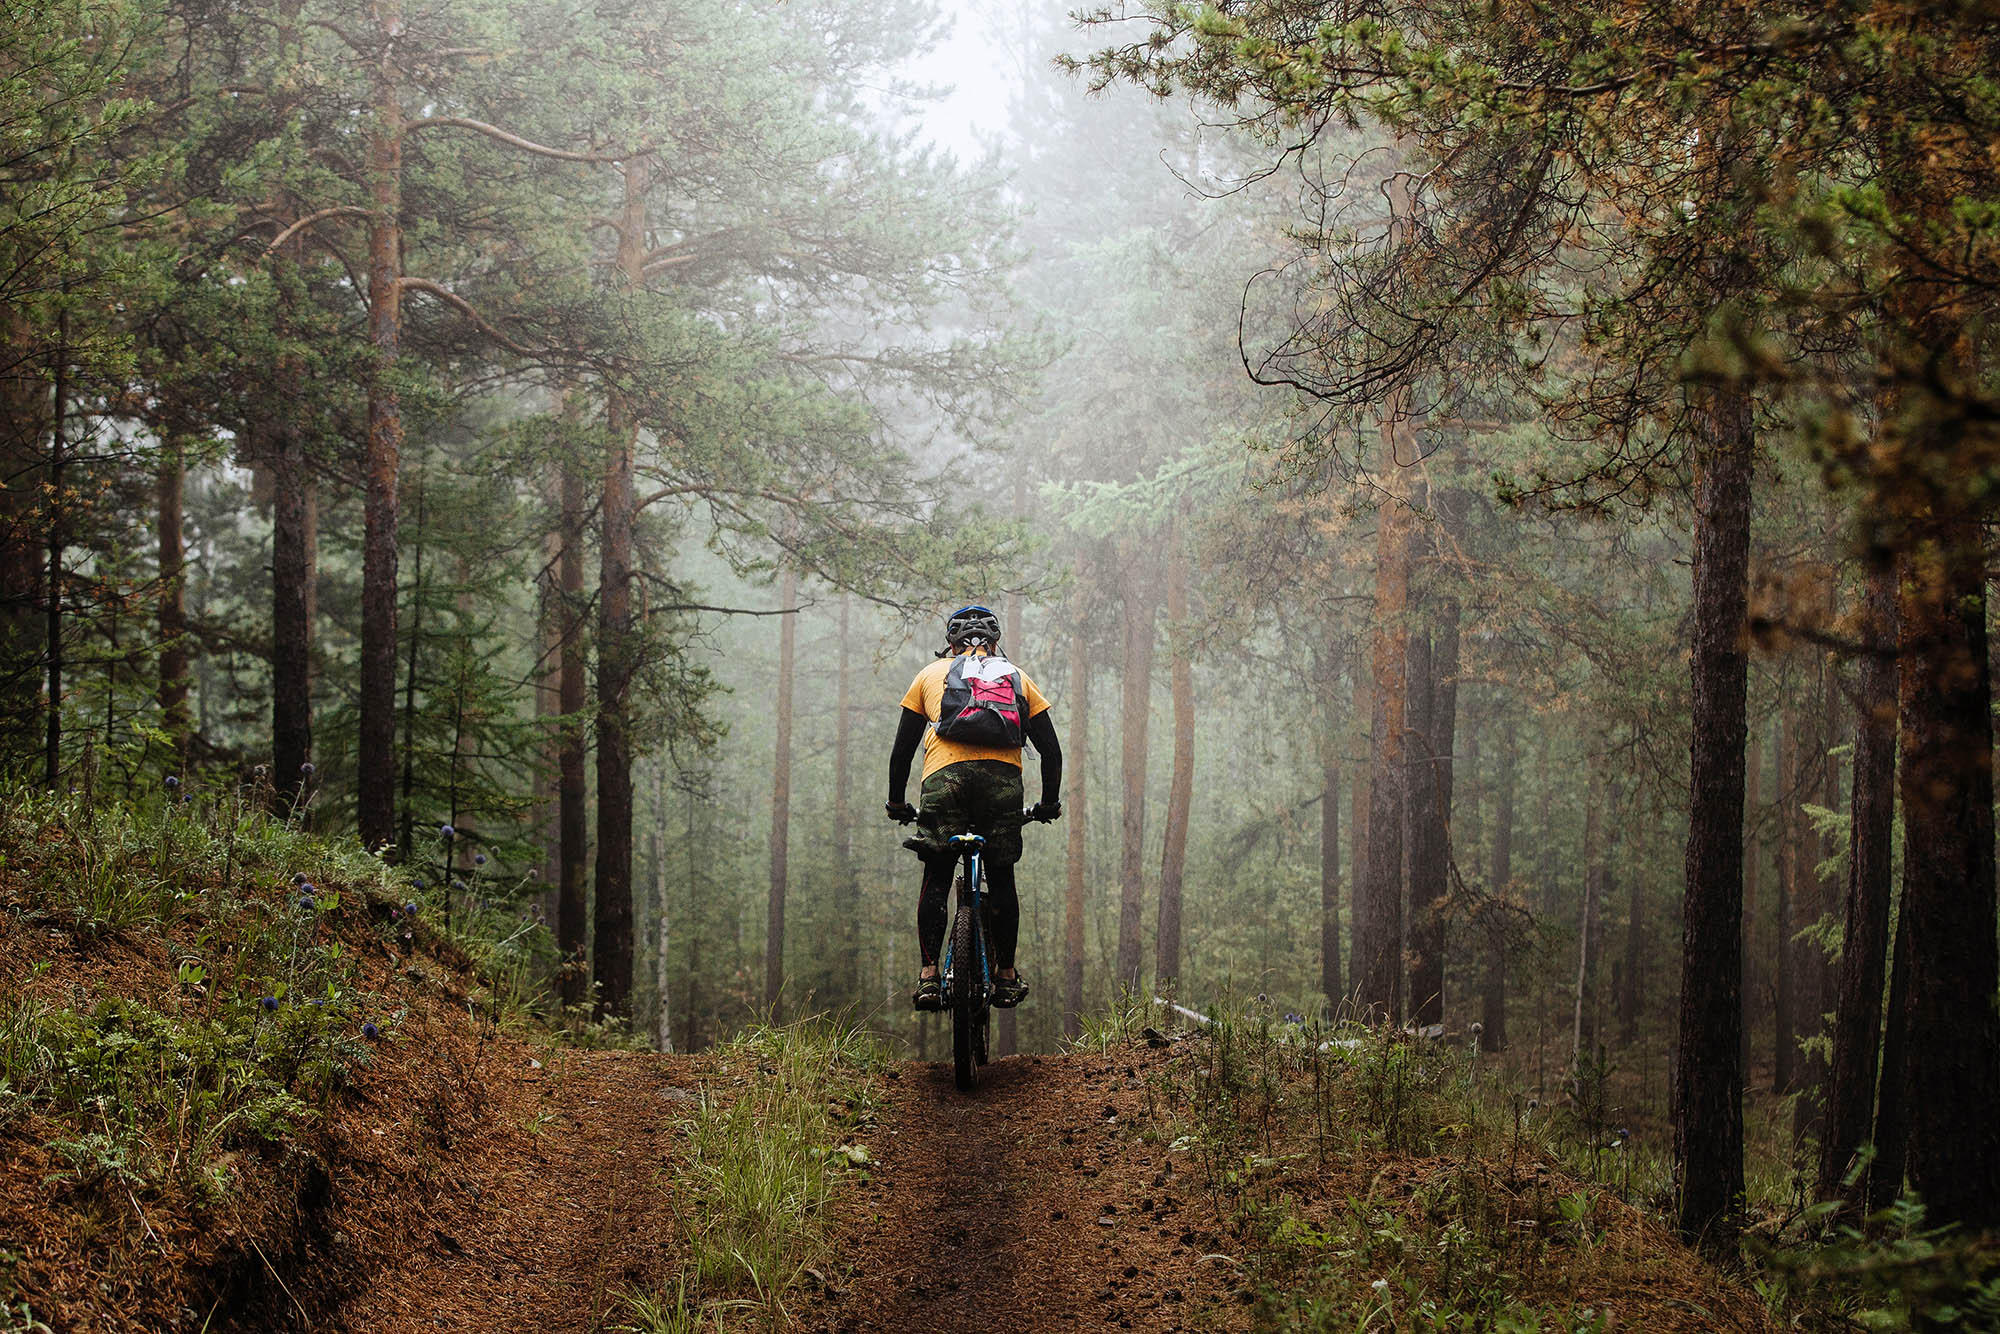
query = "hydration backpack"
xmin=935 ymin=653 xmax=1026 ymax=747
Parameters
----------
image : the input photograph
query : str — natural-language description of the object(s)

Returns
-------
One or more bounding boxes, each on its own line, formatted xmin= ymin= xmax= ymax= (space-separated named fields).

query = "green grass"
xmin=0 ymin=783 xmax=427 ymax=1203
xmin=618 ymin=1012 xmax=885 ymax=1333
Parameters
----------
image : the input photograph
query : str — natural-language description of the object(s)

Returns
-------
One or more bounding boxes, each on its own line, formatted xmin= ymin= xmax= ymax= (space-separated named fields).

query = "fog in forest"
xmin=8 ymin=0 xmax=2000 ymax=1322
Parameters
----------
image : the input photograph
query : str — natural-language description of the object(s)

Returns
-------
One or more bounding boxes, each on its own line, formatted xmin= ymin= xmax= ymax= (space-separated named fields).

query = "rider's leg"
xmin=986 ymin=860 xmax=1021 ymax=978
xmin=916 ymin=854 xmax=954 ymax=977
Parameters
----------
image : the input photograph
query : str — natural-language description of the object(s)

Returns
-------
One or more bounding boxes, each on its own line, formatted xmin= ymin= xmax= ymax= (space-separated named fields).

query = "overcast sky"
xmin=891 ymin=0 xmax=1086 ymax=161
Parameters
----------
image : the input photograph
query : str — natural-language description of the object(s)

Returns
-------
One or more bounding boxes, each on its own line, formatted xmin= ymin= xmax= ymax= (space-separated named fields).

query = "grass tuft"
xmin=618 ymin=1011 xmax=885 ymax=1333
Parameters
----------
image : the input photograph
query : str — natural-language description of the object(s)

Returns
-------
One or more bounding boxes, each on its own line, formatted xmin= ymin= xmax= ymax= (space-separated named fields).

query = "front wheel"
xmin=950 ymin=889 xmax=981 ymax=1091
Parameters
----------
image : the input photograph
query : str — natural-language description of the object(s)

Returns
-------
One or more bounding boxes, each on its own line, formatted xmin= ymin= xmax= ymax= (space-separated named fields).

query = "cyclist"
xmin=886 ymin=604 xmax=1062 ymax=1012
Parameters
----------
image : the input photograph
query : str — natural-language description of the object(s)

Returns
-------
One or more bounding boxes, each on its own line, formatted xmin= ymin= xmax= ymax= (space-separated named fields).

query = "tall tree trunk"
xmin=1894 ymin=513 xmax=2000 ymax=1228
xmin=1482 ymin=717 xmax=1515 ymax=1051
xmin=999 ymin=477 xmax=1029 ymax=1055
xmin=1063 ymin=594 xmax=1090 ymax=1040
xmin=156 ymin=439 xmax=189 ymax=762
xmin=1155 ymin=522 xmax=1194 ymax=992
xmin=1672 ymin=381 xmax=1752 ymax=1252
xmin=1793 ymin=651 xmax=1838 ymax=1146
xmin=652 ymin=759 xmax=672 ymax=1052
xmin=766 ymin=563 xmax=798 ymax=1016
xmin=271 ymin=423 xmax=316 ymax=808
xmin=44 ymin=304 xmax=67 ymax=788
xmin=1773 ymin=703 xmax=1798 ymax=1095
xmin=556 ymin=454 xmax=589 ymax=1009
xmin=1574 ymin=789 xmax=1601 ymax=1060
xmin=1819 ymin=561 xmax=1897 ymax=1206
xmin=396 ymin=481 xmax=425 ymax=861
xmin=1114 ymin=543 xmax=1155 ymax=995
xmin=1356 ymin=457 xmax=1412 ymax=1024
xmin=835 ymin=595 xmax=857 ymax=1007
xmin=1741 ymin=717 xmax=1762 ymax=1088
xmin=1408 ymin=591 xmax=1458 ymax=1029
xmin=1404 ymin=615 xmax=1438 ymax=1026
xmin=1347 ymin=669 xmax=1369 ymax=1007
xmin=358 ymin=31 xmax=405 ymax=853
xmin=1320 ymin=702 xmax=1341 ymax=1014
xmin=1618 ymin=822 xmax=1644 ymax=1046
xmin=593 ymin=157 xmax=652 ymax=1020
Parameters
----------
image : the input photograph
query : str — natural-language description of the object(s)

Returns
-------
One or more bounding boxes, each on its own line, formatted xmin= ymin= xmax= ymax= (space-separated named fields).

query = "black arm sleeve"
xmin=1025 ymin=710 xmax=1062 ymax=804
xmin=888 ymin=707 xmax=927 ymax=803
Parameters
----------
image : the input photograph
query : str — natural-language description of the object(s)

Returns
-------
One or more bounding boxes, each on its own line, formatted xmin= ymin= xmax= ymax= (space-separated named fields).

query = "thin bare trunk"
xmin=358 ymin=26 xmax=404 ymax=852
xmin=271 ymin=423 xmax=316 ymax=808
xmin=1356 ymin=457 xmax=1411 ymax=1023
xmin=157 ymin=439 xmax=189 ymax=761
xmin=1155 ymin=522 xmax=1193 ymax=991
xmin=1482 ymin=717 xmax=1515 ymax=1051
xmin=1673 ymin=376 xmax=1752 ymax=1251
xmin=1063 ymin=591 xmax=1090 ymax=1040
xmin=766 ymin=563 xmax=798 ymax=1016
xmin=1820 ymin=562 xmax=1896 ymax=1206
xmin=556 ymin=455 xmax=589 ymax=1009
xmin=1114 ymin=544 xmax=1155 ymax=995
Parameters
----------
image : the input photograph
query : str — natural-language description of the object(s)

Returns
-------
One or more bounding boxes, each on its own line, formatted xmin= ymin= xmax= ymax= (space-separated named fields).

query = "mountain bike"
xmin=940 ymin=812 xmax=1050 ymax=1092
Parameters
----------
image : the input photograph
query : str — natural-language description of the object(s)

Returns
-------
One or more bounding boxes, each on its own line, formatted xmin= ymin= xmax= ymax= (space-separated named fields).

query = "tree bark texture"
xmin=1115 ymin=544 xmax=1155 ymax=995
xmin=1819 ymin=561 xmax=1897 ymax=1206
xmin=1482 ymin=717 xmax=1515 ymax=1051
xmin=592 ymin=156 xmax=653 ymax=1020
xmin=556 ymin=455 xmax=589 ymax=1010
xmin=1893 ymin=515 xmax=2000 ymax=1229
xmin=766 ymin=563 xmax=799 ymax=1017
xmin=1773 ymin=705 xmax=1798 ymax=1095
xmin=1320 ymin=710 xmax=1341 ymax=1012
xmin=1154 ymin=523 xmax=1193 ymax=991
xmin=1574 ymin=791 xmax=1601 ymax=1060
xmin=1063 ymin=595 xmax=1090 ymax=1041
xmin=1672 ymin=387 xmax=1752 ymax=1252
xmin=271 ymin=423 xmax=316 ymax=808
xmin=156 ymin=440 xmax=189 ymax=761
xmin=358 ymin=36 xmax=405 ymax=853
xmin=1741 ymin=720 xmax=1762 ymax=1087
xmin=1356 ymin=463 xmax=1412 ymax=1024
xmin=1408 ymin=592 xmax=1458 ymax=1029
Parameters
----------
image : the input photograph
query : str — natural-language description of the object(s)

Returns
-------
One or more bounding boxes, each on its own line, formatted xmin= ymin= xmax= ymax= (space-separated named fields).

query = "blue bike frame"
xmin=940 ymin=832 xmax=989 ymax=1008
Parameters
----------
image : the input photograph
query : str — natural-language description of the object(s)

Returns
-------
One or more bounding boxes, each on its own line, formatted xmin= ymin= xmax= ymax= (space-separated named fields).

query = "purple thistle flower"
xmin=299 ymin=895 xmax=316 ymax=911
xmin=164 ymin=775 xmax=178 ymax=789
xmin=439 ymin=824 xmax=455 ymax=840
xmin=292 ymin=871 xmax=309 ymax=885
xmin=403 ymin=902 xmax=418 ymax=917
xmin=450 ymin=879 xmax=465 ymax=892
xmin=300 ymin=762 xmax=316 ymax=776
xmin=473 ymin=853 xmax=486 ymax=866
xmin=261 ymin=996 xmax=279 ymax=1011
xmin=361 ymin=1022 xmax=379 ymax=1039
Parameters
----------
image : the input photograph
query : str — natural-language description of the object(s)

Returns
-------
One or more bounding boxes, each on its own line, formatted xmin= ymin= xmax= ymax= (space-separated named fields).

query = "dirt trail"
xmin=803 ymin=1047 xmax=1246 ymax=1333
xmin=323 ymin=1043 xmax=697 ymax=1334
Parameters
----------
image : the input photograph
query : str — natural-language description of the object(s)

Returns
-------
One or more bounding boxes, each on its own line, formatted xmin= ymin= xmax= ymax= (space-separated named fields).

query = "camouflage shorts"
xmin=908 ymin=760 xmax=1025 ymax=866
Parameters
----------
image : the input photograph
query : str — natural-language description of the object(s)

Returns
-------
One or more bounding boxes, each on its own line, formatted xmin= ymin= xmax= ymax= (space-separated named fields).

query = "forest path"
xmin=329 ymin=1045 xmax=694 ymax=1334
xmin=801 ymin=1045 xmax=1247 ymax=1333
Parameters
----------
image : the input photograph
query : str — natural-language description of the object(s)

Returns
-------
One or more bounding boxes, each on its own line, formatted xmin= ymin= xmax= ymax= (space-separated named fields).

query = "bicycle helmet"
xmin=943 ymin=603 xmax=1002 ymax=651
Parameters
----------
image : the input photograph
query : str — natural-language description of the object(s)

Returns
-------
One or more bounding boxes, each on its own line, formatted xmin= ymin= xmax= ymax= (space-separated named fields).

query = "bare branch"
xmin=397 ymin=277 xmax=547 ymax=359
xmin=404 ymin=116 xmax=631 ymax=163
xmin=261 ymin=206 xmax=371 ymax=257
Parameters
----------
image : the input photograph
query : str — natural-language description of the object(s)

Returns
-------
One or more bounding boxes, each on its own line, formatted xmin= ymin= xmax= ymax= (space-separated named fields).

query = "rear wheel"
xmin=950 ymin=882 xmax=980 ymax=1091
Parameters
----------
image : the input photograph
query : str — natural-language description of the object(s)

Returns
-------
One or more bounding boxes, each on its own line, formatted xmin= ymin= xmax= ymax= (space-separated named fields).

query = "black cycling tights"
xmin=917 ymin=857 xmax=1019 ymax=972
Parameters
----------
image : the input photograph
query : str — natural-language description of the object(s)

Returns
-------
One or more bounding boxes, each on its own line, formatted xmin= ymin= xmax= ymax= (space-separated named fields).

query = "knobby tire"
xmin=951 ymin=876 xmax=980 ymax=1092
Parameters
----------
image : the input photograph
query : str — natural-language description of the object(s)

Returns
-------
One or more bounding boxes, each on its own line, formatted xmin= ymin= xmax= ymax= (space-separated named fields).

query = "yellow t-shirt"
xmin=899 ymin=651 xmax=1051 ymax=782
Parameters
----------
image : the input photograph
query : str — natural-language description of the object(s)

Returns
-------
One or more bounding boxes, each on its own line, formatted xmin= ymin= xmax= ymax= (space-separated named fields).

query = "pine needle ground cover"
xmin=0 ymin=783 xmax=638 ymax=1332
xmin=1132 ymin=1008 xmax=1776 ymax=1333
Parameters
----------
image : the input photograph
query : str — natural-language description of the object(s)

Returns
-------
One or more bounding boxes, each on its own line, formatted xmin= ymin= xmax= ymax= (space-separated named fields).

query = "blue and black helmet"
xmin=944 ymin=603 xmax=1001 ymax=651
